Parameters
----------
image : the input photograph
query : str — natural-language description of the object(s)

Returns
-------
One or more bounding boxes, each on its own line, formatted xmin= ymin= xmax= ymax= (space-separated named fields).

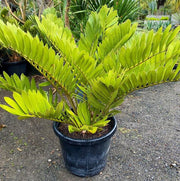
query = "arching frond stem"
xmin=124 ymin=50 xmax=167 ymax=73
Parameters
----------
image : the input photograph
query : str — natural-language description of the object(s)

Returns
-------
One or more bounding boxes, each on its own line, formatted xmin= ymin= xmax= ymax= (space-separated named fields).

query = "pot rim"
xmin=53 ymin=116 xmax=117 ymax=145
xmin=2 ymin=59 xmax=26 ymax=65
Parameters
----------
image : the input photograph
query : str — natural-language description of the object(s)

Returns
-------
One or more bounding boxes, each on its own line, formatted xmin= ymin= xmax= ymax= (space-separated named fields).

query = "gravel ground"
xmin=0 ymin=81 xmax=180 ymax=181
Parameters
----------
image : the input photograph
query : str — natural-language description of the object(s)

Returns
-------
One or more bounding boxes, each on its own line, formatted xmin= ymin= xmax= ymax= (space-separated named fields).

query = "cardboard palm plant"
xmin=0 ymin=6 xmax=180 ymax=176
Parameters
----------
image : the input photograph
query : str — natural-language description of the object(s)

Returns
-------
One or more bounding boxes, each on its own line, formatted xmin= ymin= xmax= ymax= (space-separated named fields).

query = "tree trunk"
xmin=65 ymin=0 xmax=71 ymax=28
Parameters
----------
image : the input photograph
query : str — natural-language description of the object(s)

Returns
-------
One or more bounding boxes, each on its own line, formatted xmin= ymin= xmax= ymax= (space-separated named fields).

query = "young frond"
xmin=78 ymin=5 xmax=118 ymax=57
xmin=86 ymin=71 xmax=124 ymax=113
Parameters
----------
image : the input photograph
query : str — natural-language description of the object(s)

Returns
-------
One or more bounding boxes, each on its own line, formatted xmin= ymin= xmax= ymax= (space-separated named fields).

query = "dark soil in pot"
xmin=58 ymin=122 xmax=112 ymax=140
xmin=53 ymin=117 xmax=117 ymax=177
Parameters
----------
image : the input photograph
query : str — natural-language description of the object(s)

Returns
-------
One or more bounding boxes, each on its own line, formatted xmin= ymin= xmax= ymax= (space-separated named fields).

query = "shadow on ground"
xmin=0 ymin=82 xmax=180 ymax=181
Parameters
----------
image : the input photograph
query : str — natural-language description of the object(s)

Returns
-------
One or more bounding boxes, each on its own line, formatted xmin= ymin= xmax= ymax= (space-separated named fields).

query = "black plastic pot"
xmin=53 ymin=117 xmax=117 ymax=177
xmin=0 ymin=65 xmax=2 ymax=75
xmin=2 ymin=59 xmax=27 ymax=76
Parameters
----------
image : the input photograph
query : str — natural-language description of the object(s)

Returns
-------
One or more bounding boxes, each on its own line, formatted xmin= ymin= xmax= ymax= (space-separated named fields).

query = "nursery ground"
xmin=0 ymin=81 xmax=180 ymax=181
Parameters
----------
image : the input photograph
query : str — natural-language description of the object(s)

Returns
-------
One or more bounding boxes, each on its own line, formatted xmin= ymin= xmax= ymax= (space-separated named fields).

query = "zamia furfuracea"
xmin=0 ymin=5 xmax=179 ymax=134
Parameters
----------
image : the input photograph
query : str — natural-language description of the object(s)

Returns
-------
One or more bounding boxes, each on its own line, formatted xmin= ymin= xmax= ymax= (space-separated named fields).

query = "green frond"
xmin=116 ymin=26 xmax=180 ymax=97
xmin=78 ymin=11 xmax=102 ymax=56
xmin=66 ymin=101 xmax=111 ymax=134
xmin=35 ymin=14 xmax=76 ymax=52
xmin=0 ymin=20 xmax=77 ymax=97
xmin=0 ymin=72 xmax=37 ymax=93
xmin=78 ymin=5 xmax=118 ymax=56
xmin=97 ymin=20 xmax=138 ymax=61
xmin=36 ymin=14 xmax=104 ymax=85
xmin=86 ymin=70 xmax=124 ymax=112
xmin=118 ymin=26 xmax=180 ymax=71
xmin=0 ymin=90 xmax=66 ymax=121
xmin=98 ymin=5 xmax=118 ymax=36
xmin=63 ymin=48 xmax=104 ymax=84
xmin=119 ymin=61 xmax=180 ymax=97
xmin=66 ymin=102 xmax=91 ymax=128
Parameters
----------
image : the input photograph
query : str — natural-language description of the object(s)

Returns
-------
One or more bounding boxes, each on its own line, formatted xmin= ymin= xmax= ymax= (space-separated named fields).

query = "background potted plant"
xmin=0 ymin=47 xmax=27 ymax=76
xmin=0 ymin=5 xmax=179 ymax=177
xmin=0 ymin=4 xmax=27 ymax=76
xmin=0 ymin=0 xmax=56 ymax=76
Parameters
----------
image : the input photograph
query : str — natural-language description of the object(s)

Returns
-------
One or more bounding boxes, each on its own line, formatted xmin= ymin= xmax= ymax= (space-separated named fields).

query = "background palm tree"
xmin=69 ymin=0 xmax=140 ymax=38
